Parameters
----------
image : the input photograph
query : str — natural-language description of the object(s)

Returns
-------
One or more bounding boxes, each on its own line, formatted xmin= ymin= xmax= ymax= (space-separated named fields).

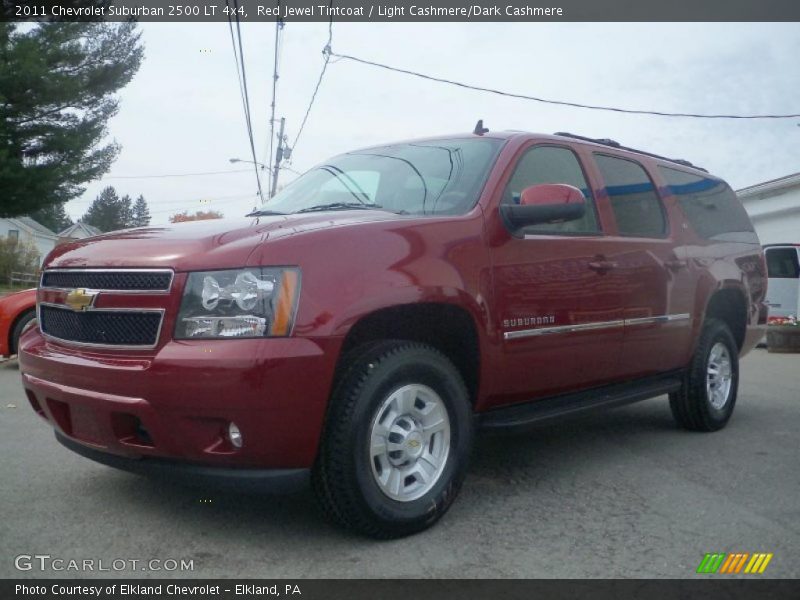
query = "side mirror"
xmin=500 ymin=183 xmax=587 ymax=231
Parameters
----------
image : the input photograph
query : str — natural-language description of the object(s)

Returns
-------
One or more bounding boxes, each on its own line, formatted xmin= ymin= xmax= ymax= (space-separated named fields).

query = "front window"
xmin=260 ymin=138 xmax=504 ymax=216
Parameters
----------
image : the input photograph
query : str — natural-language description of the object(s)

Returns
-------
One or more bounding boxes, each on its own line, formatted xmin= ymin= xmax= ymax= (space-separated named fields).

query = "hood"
xmin=45 ymin=211 xmax=402 ymax=271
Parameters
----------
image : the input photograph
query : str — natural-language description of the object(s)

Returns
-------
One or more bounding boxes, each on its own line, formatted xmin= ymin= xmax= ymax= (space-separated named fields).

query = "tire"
xmin=313 ymin=340 xmax=473 ymax=538
xmin=669 ymin=318 xmax=739 ymax=432
xmin=10 ymin=309 xmax=36 ymax=356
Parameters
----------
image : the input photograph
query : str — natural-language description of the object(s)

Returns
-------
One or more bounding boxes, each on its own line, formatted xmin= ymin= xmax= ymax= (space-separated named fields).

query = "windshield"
xmin=261 ymin=138 xmax=504 ymax=216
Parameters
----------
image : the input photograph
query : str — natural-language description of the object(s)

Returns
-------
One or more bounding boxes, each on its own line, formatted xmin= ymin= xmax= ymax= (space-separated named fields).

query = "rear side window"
xmin=659 ymin=166 xmax=755 ymax=240
xmin=766 ymin=247 xmax=800 ymax=279
xmin=595 ymin=154 xmax=666 ymax=237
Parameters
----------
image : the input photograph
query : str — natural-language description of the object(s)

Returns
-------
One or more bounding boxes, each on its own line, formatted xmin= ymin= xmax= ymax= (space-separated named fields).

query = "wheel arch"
xmin=700 ymin=285 xmax=748 ymax=351
xmin=335 ymin=301 xmax=484 ymax=406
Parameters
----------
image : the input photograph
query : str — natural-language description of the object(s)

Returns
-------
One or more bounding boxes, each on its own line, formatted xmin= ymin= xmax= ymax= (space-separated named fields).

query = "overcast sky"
xmin=64 ymin=22 xmax=800 ymax=225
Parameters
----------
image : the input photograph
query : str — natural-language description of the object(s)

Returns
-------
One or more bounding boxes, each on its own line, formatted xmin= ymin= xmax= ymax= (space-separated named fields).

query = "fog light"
xmin=228 ymin=422 xmax=243 ymax=448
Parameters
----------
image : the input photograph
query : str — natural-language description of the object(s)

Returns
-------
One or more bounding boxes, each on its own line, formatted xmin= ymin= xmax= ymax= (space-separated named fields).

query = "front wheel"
xmin=670 ymin=318 xmax=739 ymax=432
xmin=313 ymin=341 xmax=473 ymax=538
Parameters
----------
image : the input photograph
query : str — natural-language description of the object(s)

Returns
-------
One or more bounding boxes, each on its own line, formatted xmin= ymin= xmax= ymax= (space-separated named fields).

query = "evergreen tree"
xmin=0 ymin=22 xmax=143 ymax=217
xmin=131 ymin=195 xmax=151 ymax=227
xmin=82 ymin=186 xmax=133 ymax=232
xmin=27 ymin=202 xmax=73 ymax=234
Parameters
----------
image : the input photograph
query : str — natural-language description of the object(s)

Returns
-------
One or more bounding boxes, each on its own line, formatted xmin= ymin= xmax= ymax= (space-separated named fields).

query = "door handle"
xmin=665 ymin=259 xmax=687 ymax=271
xmin=588 ymin=260 xmax=617 ymax=273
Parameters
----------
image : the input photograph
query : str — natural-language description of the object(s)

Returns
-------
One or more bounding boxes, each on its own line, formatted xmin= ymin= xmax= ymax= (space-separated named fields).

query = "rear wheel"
xmin=313 ymin=341 xmax=473 ymax=538
xmin=10 ymin=309 xmax=36 ymax=356
xmin=669 ymin=318 xmax=739 ymax=432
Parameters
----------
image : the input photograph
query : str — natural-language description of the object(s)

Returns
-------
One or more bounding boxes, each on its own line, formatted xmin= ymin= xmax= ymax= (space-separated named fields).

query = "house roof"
xmin=737 ymin=171 xmax=800 ymax=199
xmin=4 ymin=217 xmax=58 ymax=239
xmin=59 ymin=221 xmax=101 ymax=238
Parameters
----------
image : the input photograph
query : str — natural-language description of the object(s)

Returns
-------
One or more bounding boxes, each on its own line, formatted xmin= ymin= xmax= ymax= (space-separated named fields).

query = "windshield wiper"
xmin=246 ymin=209 xmax=287 ymax=217
xmin=295 ymin=202 xmax=383 ymax=213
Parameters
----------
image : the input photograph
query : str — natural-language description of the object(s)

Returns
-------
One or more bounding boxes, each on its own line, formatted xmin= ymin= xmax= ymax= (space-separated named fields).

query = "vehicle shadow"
xmin=99 ymin=397 xmax=678 ymax=544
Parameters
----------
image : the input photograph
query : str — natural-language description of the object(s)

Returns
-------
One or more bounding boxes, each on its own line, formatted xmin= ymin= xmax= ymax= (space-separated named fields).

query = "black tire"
xmin=669 ymin=318 xmax=739 ymax=432
xmin=313 ymin=340 xmax=473 ymax=539
xmin=10 ymin=309 xmax=36 ymax=356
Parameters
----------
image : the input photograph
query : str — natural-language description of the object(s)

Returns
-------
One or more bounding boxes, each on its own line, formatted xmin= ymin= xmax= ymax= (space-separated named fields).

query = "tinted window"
xmin=766 ymin=247 xmax=800 ymax=279
xmin=502 ymin=146 xmax=599 ymax=234
xmin=659 ymin=166 xmax=755 ymax=240
xmin=595 ymin=154 xmax=666 ymax=237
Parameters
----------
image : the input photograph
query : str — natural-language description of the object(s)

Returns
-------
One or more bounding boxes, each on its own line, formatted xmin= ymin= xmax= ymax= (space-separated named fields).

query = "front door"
xmin=487 ymin=143 xmax=625 ymax=407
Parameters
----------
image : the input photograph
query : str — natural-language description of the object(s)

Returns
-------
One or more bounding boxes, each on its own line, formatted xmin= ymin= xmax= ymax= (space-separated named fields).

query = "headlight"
xmin=175 ymin=267 xmax=300 ymax=339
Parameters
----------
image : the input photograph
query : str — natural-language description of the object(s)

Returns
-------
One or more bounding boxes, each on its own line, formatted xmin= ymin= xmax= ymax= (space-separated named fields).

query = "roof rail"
xmin=553 ymin=132 xmax=708 ymax=172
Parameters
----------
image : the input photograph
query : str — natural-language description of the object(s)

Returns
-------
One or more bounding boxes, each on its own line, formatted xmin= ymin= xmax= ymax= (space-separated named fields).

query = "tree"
xmin=82 ymin=186 xmax=132 ymax=232
xmin=131 ymin=195 xmax=151 ymax=227
xmin=27 ymin=202 xmax=73 ymax=234
xmin=0 ymin=238 xmax=40 ymax=284
xmin=0 ymin=22 xmax=143 ymax=218
xmin=170 ymin=210 xmax=224 ymax=223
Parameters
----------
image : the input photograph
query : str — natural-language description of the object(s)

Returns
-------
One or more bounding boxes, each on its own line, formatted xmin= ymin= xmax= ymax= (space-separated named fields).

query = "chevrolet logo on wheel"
xmin=64 ymin=289 xmax=97 ymax=312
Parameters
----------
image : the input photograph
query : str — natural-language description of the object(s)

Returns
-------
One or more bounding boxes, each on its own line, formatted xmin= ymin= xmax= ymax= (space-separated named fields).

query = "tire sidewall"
xmin=345 ymin=347 xmax=472 ymax=528
xmin=11 ymin=310 xmax=36 ymax=355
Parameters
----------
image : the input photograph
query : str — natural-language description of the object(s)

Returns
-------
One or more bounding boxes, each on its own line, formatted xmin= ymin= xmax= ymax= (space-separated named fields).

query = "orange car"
xmin=0 ymin=288 xmax=36 ymax=359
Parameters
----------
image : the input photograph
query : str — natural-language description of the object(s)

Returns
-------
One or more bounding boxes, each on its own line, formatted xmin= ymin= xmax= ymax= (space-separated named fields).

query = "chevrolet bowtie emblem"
xmin=64 ymin=288 xmax=97 ymax=312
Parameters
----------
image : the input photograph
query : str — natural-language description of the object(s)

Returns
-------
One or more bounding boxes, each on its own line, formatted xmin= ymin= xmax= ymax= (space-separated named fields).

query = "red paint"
xmin=0 ymin=288 xmax=36 ymax=358
xmin=19 ymin=132 xmax=767 ymax=470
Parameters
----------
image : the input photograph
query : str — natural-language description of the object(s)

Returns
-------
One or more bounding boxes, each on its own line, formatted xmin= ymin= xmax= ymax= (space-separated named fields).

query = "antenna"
xmin=473 ymin=119 xmax=489 ymax=136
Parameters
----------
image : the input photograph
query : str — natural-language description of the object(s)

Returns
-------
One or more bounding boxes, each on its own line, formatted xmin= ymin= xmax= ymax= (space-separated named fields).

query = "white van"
xmin=765 ymin=244 xmax=800 ymax=319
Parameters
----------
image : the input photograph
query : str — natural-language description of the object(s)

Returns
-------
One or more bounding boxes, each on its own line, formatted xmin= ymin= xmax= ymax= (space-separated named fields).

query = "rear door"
xmin=765 ymin=246 xmax=800 ymax=318
xmin=487 ymin=143 xmax=626 ymax=406
xmin=587 ymin=153 xmax=695 ymax=378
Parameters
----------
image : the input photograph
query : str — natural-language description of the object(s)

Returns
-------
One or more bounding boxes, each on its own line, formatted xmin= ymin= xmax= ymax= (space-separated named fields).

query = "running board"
xmin=478 ymin=372 xmax=684 ymax=432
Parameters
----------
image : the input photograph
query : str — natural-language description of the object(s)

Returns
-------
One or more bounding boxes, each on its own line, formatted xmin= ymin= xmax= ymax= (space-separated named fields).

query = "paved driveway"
xmin=0 ymin=349 xmax=797 ymax=578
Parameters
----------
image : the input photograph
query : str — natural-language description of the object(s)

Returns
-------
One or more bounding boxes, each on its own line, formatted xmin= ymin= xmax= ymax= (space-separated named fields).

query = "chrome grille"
xmin=39 ymin=305 xmax=163 ymax=348
xmin=41 ymin=269 xmax=172 ymax=292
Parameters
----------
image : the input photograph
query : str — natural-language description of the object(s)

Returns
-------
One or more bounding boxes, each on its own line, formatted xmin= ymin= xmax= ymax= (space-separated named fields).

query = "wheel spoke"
xmin=370 ymin=439 xmax=387 ymax=458
xmin=387 ymin=468 xmax=403 ymax=496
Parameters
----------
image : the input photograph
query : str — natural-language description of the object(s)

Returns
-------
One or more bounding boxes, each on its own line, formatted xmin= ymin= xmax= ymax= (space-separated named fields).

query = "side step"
xmin=478 ymin=372 xmax=684 ymax=432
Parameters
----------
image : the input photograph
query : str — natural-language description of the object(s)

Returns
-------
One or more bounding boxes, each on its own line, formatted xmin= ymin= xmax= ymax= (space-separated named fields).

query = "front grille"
xmin=40 ymin=305 xmax=162 ymax=347
xmin=41 ymin=270 xmax=172 ymax=292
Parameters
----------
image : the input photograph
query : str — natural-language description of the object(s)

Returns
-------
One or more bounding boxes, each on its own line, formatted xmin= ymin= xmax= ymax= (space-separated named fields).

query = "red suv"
xmin=19 ymin=130 xmax=767 ymax=538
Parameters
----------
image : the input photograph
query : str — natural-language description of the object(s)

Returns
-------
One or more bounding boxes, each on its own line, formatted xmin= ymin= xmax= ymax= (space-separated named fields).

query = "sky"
xmin=64 ymin=22 xmax=800 ymax=225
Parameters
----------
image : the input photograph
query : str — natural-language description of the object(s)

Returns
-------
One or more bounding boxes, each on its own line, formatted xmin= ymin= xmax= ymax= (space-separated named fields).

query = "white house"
xmin=738 ymin=172 xmax=800 ymax=245
xmin=0 ymin=217 xmax=58 ymax=265
xmin=58 ymin=221 xmax=101 ymax=241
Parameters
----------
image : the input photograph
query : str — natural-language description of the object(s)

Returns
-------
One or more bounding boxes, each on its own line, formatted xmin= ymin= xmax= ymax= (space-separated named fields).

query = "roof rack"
xmin=553 ymin=132 xmax=708 ymax=172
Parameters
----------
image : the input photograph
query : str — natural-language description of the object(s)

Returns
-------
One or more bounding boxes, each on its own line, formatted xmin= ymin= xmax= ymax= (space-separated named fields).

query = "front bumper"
xmin=19 ymin=330 xmax=341 ymax=471
xmin=56 ymin=431 xmax=309 ymax=493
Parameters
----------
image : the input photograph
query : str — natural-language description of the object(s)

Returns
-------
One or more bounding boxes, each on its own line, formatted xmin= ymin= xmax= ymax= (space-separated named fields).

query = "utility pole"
xmin=270 ymin=117 xmax=286 ymax=198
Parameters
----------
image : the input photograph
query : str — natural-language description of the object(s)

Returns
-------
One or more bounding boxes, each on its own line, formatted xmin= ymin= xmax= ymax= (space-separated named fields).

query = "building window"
xmin=7 ymin=230 xmax=19 ymax=244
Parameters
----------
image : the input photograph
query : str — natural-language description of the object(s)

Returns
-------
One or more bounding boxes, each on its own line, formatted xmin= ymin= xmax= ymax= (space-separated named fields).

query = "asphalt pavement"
xmin=0 ymin=348 xmax=797 ymax=578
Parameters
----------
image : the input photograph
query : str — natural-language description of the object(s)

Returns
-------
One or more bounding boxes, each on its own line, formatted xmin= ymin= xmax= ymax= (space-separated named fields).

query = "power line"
xmin=226 ymin=0 xmax=265 ymax=200
xmin=329 ymin=50 xmax=800 ymax=120
xmin=292 ymin=2 xmax=334 ymax=154
xmin=148 ymin=193 xmax=258 ymax=215
xmin=106 ymin=169 xmax=252 ymax=179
